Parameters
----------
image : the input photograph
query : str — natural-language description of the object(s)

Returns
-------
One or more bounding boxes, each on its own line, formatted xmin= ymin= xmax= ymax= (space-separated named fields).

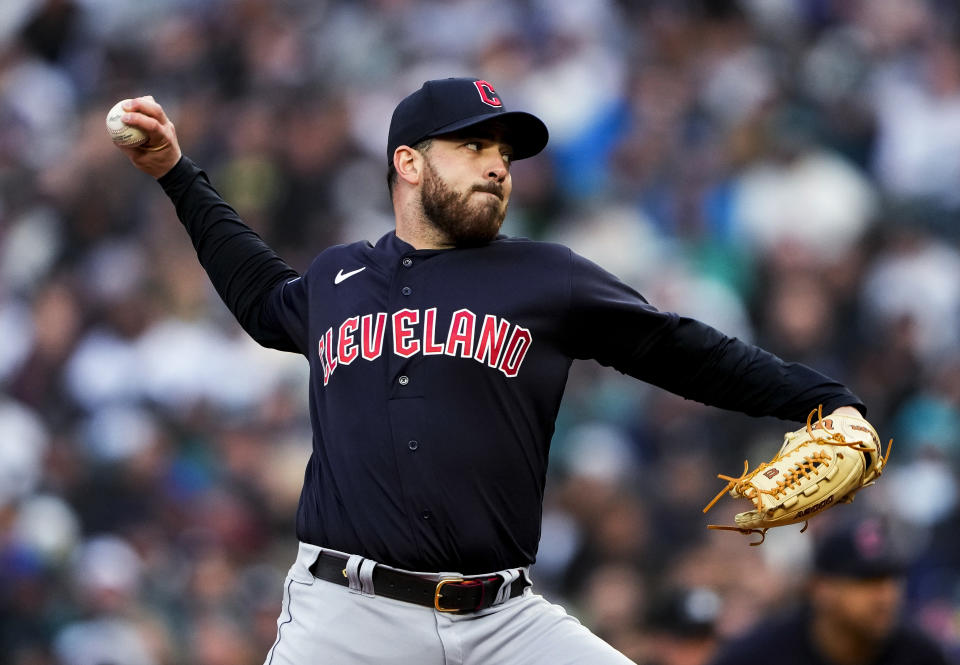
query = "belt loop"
xmin=493 ymin=568 xmax=521 ymax=606
xmin=358 ymin=558 xmax=377 ymax=597
xmin=345 ymin=555 xmax=364 ymax=594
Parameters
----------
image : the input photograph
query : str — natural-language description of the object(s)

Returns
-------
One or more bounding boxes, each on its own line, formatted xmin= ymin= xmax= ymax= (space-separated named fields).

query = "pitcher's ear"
xmin=394 ymin=146 xmax=422 ymax=185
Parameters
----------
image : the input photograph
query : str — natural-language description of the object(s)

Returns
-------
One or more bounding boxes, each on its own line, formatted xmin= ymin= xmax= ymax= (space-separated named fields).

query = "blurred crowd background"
xmin=3 ymin=0 xmax=960 ymax=663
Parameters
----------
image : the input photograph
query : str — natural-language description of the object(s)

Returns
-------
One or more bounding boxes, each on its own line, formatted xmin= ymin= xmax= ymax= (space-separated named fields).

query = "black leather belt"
xmin=309 ymin=551 xmax=530 ymax=613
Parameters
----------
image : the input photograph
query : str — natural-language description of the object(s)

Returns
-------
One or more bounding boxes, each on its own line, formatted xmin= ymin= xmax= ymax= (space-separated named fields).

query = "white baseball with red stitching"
xmin=105 ymin=100 xmax=147 ymax=147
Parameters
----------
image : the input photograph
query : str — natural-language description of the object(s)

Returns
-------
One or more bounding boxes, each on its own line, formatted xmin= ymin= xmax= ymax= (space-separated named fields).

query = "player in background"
xmin=113 ymin=79 xmax=875 ymax=665
xmin=707 ymin=518 xmax=950 ymax=665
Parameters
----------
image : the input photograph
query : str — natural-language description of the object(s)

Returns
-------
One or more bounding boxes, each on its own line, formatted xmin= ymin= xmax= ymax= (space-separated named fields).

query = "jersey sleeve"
xmin=259 ymin=274 xmax=310 ymax=355
xmin=563 ymin=251 xmax=864 ymax=422
xmin=158 ymin=156 xmax=304 ymax=353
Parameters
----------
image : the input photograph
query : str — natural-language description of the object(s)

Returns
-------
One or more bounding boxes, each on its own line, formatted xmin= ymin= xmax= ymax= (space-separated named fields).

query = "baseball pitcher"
xmin=113 ymin=78 xmax=885 ymax=665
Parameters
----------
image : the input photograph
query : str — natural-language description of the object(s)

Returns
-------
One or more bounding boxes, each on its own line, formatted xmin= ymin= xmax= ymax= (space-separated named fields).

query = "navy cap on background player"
xmin=813 ymin=518 xmax=907 ymax=579
xmin=387 ymin=78 xmax=549 ymax=163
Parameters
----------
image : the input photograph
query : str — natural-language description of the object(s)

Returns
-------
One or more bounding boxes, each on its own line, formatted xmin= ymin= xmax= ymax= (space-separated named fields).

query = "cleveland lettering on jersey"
xmin=317 ymin=307 xmax=532 ymax=385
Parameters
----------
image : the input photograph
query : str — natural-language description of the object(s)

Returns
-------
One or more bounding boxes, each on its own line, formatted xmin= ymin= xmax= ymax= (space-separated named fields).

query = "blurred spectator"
xmin=0 ymin=400 xmax=48 ymax=508
xmin=871 ymin=34 xmax=960 ymax=212
xmin=580 ymin=562 xmax=649 ymax=656
xmin=860 ymin=229 xmax=960 ymax=364
xmin=729 ymin=108 xmax=878 ymax=266
xmin=51 ymin=535 xmax=163 ymax=665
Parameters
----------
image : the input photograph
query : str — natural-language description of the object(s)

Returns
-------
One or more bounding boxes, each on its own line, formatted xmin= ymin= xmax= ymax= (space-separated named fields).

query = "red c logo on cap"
xmin=474 ymin=80 xmax=502 ymax=108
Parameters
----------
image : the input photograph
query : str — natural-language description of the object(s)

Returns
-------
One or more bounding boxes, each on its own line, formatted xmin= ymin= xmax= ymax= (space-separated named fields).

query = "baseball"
xmin=105 ymin=100 xmax=147 ymax=147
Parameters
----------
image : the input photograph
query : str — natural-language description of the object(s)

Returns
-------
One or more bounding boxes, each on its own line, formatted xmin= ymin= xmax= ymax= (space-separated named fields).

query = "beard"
xmin=420 ymin=157 xmax=507 ymax=246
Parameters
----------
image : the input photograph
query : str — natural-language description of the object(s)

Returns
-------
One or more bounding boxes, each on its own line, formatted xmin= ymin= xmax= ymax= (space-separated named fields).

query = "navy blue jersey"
xmin=160 ymin=157 xmax=864 ymax=574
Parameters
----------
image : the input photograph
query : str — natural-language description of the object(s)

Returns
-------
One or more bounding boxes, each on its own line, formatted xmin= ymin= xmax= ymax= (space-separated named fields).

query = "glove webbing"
xmin=702 ymin=405 xmax=893 ymax=545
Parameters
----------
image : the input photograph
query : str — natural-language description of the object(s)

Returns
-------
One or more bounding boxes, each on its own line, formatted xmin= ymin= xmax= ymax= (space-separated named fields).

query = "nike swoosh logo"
xmin=334 ymin=267 xmax=366 ymax=285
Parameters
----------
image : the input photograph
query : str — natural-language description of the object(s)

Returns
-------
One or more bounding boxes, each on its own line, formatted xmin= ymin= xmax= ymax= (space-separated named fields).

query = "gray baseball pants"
xmin=263 ymin=542 xmax=635 ymax=665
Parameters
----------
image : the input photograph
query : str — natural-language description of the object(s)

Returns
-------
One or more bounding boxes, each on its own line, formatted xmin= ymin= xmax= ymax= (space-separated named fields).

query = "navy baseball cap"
xmin=813 ymin=519 xmax=906 ymax=579
xmin=387 ymin=78 xmax=549 ymax=163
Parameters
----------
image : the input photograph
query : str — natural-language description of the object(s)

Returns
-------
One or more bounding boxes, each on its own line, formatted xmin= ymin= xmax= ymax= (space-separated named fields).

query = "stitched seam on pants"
xmin=266 ymin=577 xmax=297 ymax=665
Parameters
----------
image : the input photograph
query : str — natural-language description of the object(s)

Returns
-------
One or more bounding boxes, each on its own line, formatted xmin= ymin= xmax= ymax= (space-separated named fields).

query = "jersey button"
xmin=398 ymin=375 xmax=409 ymax=386
xmin=421 ymin=510 xmax=432 ymax=520
xmin=401 ymin=286 xmax=412 ymax=296
xmin=402 ymin=258 xmax=413 ymax=268
xmin=407 ymin=440 xmax=419 ymax=451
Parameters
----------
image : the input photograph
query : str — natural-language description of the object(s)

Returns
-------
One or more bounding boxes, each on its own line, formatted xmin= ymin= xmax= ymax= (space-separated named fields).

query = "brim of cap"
xmin=423 ymin=110 xmax=549 ymax=160
xmin=814 ymin=559 xmax=905 ymax=579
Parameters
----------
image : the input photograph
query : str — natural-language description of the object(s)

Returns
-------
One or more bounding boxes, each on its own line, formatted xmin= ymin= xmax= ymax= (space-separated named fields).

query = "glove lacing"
xmin=702 ymin=405 xmax=893 ymax=545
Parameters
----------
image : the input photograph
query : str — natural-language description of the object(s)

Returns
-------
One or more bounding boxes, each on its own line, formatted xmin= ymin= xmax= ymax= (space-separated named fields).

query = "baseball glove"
xmin=703 ymin=406 xmax=892 ymax=545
